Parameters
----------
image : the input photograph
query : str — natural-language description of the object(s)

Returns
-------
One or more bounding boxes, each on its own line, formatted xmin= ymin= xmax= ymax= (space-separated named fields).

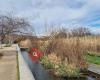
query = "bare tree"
xmin=0 ymin=15 xmax=34 ymax=44
xmin=49 ymin=27 xmax=70 ymax=39
xmin=71 ymin=27 xmax=91 ymax=37
xmin=53 ymin=27 xmax=68 ymax=38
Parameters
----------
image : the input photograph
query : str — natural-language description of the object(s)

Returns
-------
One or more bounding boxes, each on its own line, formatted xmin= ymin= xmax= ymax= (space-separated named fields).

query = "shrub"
xmin=56 ymin=64 xmax=80 ymax=77
xmin=40 ymin=56 xmax=54 ymax=69
xmin=40 ymin=55 xmax=80 ymax=77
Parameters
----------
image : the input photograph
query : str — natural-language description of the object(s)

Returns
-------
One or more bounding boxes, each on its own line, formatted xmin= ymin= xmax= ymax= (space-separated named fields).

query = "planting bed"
xmin=21 ymin=50 xmax=100 ymax=80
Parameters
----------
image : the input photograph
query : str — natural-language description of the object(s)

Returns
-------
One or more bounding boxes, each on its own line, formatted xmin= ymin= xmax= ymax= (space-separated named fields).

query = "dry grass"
xmin=40 ymin=36 xmax=100 ymax=77
xmin=39 ymin=37 xmax=87 ymax=76
xmin=79 ymin=36 xmax=100 ymax=53
xmin=43 ymin=36 xmax=100 ymax=55
xmin=43 ymin=38 xmax=87 ymax=68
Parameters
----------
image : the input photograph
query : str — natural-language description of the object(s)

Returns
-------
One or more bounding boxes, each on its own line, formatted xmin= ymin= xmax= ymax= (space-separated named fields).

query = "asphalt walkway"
xmin=0 ymin=45 xmax=17 ymax=80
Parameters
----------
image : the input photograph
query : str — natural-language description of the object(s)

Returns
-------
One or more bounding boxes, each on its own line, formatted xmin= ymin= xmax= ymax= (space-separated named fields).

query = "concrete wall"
xmin=17 ymin=44 xmax=35 ymax=80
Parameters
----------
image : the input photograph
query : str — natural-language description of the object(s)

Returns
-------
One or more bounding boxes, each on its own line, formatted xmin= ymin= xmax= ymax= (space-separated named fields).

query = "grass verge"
xmin=86 ymin=53 xmax=100 ymax=65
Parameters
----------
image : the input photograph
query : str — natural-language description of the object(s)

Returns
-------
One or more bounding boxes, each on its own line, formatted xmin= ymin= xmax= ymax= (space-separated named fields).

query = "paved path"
xmin=0 ymin=45 xmax=17 ymax=80
xmin=88 ymin=64 xmax=100 ymax=75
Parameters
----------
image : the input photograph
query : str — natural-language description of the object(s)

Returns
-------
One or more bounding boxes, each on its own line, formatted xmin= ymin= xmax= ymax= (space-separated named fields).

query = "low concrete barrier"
xmin=16 ymin=44 xmax=35 ymax=80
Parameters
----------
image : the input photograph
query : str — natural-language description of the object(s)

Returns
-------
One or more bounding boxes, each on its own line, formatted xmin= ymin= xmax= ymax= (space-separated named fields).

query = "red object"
xmin=29 ymin=48 xmax=43 ymax=62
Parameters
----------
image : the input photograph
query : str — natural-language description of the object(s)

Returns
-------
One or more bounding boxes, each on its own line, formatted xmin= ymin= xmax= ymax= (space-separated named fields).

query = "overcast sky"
xmin=0 ymin=0 xmax=100 ymax=36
